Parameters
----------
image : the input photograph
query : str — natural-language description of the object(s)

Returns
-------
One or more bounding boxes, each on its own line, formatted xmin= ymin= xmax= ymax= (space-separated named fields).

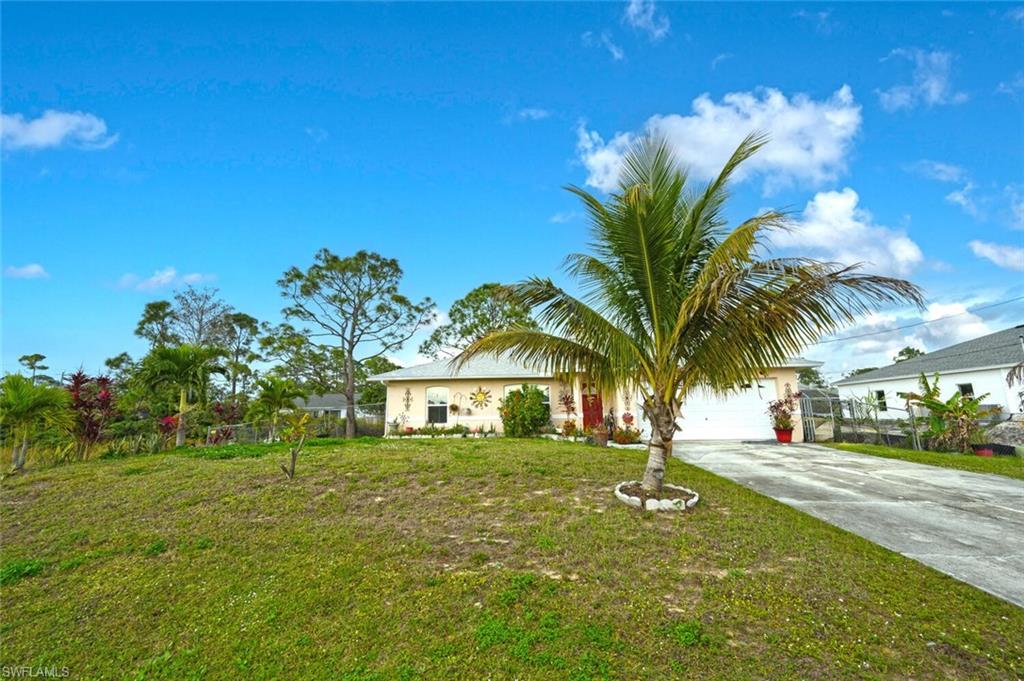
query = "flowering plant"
xmin=767 ymin=387 xmax=801 ymax=430
xmin=159 ymin=415 xmax=179 ymax=436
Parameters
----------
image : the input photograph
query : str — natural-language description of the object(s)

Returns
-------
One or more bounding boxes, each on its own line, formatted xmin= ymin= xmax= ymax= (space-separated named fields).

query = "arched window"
xmin=426 ymin=386 xmax=449 ymax=424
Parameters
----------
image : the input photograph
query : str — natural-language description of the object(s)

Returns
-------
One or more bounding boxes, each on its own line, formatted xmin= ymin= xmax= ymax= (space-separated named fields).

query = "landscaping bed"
xmin=2 ymin=439 xmax=1022 ymax=679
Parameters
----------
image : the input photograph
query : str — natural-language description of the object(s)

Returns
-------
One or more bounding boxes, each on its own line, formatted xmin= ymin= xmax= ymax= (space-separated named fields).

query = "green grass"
xmin=824 ymin=442 xmax=1024 ymax=481
xmin=2 ymin=439 xmax=1022 ymax=679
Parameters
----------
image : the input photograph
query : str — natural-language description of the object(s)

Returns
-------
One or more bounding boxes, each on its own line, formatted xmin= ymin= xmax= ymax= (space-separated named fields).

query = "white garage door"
xmin=674 ymin=380 xmax=778 ymax=441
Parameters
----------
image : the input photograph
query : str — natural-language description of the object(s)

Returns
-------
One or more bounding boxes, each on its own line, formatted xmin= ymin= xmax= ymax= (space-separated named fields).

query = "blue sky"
xmin=3 ymin=2 xmax=1023 ymax=381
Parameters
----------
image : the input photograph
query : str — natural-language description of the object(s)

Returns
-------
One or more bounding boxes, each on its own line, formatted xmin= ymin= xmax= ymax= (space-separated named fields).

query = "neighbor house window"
xmin=504 ymin=384 xmax=550 ymax=406
xmin=426 ymin=387 xmax=449 ymax=424
xmin=874 ymin=390 xmax=887 ymax=412
xmin=957 ymin=383 xmax=974 ymax=398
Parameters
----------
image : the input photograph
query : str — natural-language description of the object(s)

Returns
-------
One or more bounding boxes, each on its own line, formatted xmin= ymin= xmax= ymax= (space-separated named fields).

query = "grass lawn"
xmin=2 ymin=439 xmax=1022 ymax=679
xmin=823 ymin=442 xmax=1024 ymax=481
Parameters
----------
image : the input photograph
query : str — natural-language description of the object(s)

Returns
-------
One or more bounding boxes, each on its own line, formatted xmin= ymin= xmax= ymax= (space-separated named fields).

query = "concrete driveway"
xmin=673 ymin=441 xmax=1024 ymax=608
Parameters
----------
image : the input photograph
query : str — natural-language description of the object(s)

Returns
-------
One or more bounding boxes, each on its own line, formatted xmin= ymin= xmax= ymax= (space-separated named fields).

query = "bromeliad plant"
xmin=458 ymin=133 xmax=923 ymax=495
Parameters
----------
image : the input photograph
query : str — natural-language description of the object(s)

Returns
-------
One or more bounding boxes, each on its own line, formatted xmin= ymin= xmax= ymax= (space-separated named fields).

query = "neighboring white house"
xmin=834 ymin=324 xmax=1024 ymax=417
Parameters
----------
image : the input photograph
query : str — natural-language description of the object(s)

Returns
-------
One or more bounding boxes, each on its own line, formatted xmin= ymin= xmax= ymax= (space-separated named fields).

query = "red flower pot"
xmin=774 ymin=428 xmax=793 ymax=444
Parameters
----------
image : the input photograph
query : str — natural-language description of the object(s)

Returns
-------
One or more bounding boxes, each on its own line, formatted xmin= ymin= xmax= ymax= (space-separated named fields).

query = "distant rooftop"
xmin=836 ymin=324 xmax=1024 ymax=385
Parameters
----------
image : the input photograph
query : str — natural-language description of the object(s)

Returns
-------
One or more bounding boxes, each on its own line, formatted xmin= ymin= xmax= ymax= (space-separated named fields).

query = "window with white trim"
xmin=426 ymin=387 xmax=449 ymax=424
xmin=956 ymin=383 xmax=974 ymax=398
xmin=874 ymin=390 xmax=887 ymax=412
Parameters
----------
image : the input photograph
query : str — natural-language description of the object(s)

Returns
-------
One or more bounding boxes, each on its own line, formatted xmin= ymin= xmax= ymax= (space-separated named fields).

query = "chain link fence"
xmin=205 ymin=402 xmax=386 ymax=445
xmin=800 ymin=395 xmax=923 ymax=449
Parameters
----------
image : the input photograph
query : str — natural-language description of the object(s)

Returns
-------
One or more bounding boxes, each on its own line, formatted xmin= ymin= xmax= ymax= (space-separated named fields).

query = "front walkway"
xmin=673 ymin=441 xmax=1024 ymax=608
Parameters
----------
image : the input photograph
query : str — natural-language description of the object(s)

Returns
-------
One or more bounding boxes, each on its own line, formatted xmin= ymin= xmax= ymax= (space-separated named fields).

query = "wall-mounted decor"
xmin=402 ymin=388 xmax=414 ymax=412
xmin=470 ymin=386 xmax=492 ymax=409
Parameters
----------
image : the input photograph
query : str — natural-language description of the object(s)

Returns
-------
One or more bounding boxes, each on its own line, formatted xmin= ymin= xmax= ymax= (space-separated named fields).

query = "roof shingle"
xmin=835 ymin=324 xmax=1024 ymax=385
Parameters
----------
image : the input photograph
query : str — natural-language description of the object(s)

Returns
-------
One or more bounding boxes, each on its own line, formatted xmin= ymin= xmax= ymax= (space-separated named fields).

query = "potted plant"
xmin=562 ymin=418 xmax=577 ymax=438
xmin=592 ymin=423 xmax=609 ymax=447
xmin=767 ymin=387 xmax=801 ymax=444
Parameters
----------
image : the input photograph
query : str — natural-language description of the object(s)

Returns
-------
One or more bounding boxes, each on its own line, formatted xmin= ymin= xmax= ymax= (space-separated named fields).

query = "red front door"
xmin=581 ymin=384 xmax=603 ymax=429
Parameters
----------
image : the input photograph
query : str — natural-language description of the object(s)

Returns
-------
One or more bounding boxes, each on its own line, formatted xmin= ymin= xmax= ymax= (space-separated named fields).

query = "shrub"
xmin=612 ymin=427 xmax=641 ymax=445
xmin=499 ymin=385 xmax=551 ymax=437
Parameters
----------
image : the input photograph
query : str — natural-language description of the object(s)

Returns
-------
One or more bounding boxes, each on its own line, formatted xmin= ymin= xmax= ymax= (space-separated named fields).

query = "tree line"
xmin=3 ymin=250 xmax=536 ymax=470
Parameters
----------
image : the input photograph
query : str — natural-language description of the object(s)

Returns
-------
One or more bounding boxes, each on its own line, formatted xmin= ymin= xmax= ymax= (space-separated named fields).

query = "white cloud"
xmin=793 ymin=9 xmax=836 ymax=35
xmin=118 ymin=267 xmax=215 ymax=291
xmin=1 ymin=110 xmax=118 ymax=151
xmin=582 ymin=31 xmax=625 ymax=61
xmin=807 ymin=300 xmax=1004 ymax=380
xmin=710 ymin=53 xmax=732 ymax=70
xmin=549 ymin=211 xmax=580 ymax=224
xmin=907 ymin=159 xmax=965 ymax=183
xmin=576 ymin=85 xmax=861 ymax=194
xmin=877 ymin=49 xmax=967 ymax=112
xmin=516 ymin=108 xmax=551 ymax=121
xmin=1006 ymin=6 xmax=1024 ymax=24
xmin=305 ymin=126 xmax=328 ymax=143
xmin=996 ymin=72 xmax=1024 ymax=96
xmin=945 ymin=182 xmax=979 ymax=217
xmin=968 ymin=240 xmax=1024 ymax=272
xmin=914 ymin=302 xmax=991 ymax=348
xmin=1008 ymin=185 xmax=1024 ymax=229
xmin=774 ymin=188 xmax=924 ymax=277
xmin=3 ymin=263 xmax=49 ymax=279
xmin=623 ymin=0 xmax=670 ymax=41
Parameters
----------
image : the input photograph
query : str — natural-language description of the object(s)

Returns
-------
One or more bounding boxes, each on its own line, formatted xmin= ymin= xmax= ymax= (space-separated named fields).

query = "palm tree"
xmin=253 ymin=376 xmax=308 ymax=440
xmin=459 ymin=134 xmax=923 ymax=495
xmin=1 ymin=374 xmax=72 ymax=473
xmin=138 ymin=344 xmax=227 ymax=447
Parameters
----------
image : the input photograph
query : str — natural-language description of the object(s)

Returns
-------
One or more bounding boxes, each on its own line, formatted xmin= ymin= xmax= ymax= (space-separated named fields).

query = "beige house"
xmin=371 ymin=354 xmax=819 ymax=441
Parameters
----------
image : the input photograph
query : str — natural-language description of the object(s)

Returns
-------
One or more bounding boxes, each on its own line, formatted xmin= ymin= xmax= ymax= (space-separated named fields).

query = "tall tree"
xmin=219 ymin=312 xmax=260 ymax=396
xmin=419 ymin=283 xmax=537 ymax=359
xmin=356 ymin=356 xmax=401 ymax=406
xmin=460 ymin=134 xmax=923 ymax=495
xmin=172 ymin=286 xmax=231 ymax=346
xmin=276 ymin=249 xmax=435 ymax=438
xmin=893 ymin=346 xmax=925 ymax=363
xmin=135 ymin=301 xmax=180 ymax=348
xmin=0 ymin=374 xmax=71 ymax=473
xmin=18 ymin=354 xmax=48 ymax=382
xmin=137 ymin=344 xmax=227 ymax=447
xmin=259 ymin=323 xmax=349 ymax=394
xmin=104 ymin=352 xmax=136 ymax=386
xmin=797 ymin=367 xmax=828 ymax=388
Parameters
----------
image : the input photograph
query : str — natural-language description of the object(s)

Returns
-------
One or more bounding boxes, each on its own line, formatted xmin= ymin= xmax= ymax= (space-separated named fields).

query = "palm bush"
xmin=460 ymin=134 xmax=923 ymax=494
xmin=0 ymin=374 xmax=72 ymax=473
xmin=138 ymin=345 xmax=227 ymax=447
xmin=252 ymin=376 xmax=308 ymax=440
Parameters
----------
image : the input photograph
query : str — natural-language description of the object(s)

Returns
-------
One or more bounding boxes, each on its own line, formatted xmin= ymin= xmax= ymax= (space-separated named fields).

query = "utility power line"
xmin=816 ymin=296 xmax=1024 ymax=345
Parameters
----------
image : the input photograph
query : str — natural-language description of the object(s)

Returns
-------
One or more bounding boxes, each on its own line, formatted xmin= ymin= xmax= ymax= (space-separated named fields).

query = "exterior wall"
xmin=383 ymin=367 xmax=804 ymax=441
xmin=384 ymin=378 xmax=561 ymax=433
xmin=837 ymin=367 xmax=1018 ymax=417
xmin=772 ymin=368 xmax=804 ymax=442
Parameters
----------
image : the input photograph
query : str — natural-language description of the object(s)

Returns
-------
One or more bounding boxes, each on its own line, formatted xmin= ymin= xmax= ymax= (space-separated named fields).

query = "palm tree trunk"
xmin=176 ymin=388 xmax=188 ymax=447
xmin=641 ymin=399 xmax=677 ymax=494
